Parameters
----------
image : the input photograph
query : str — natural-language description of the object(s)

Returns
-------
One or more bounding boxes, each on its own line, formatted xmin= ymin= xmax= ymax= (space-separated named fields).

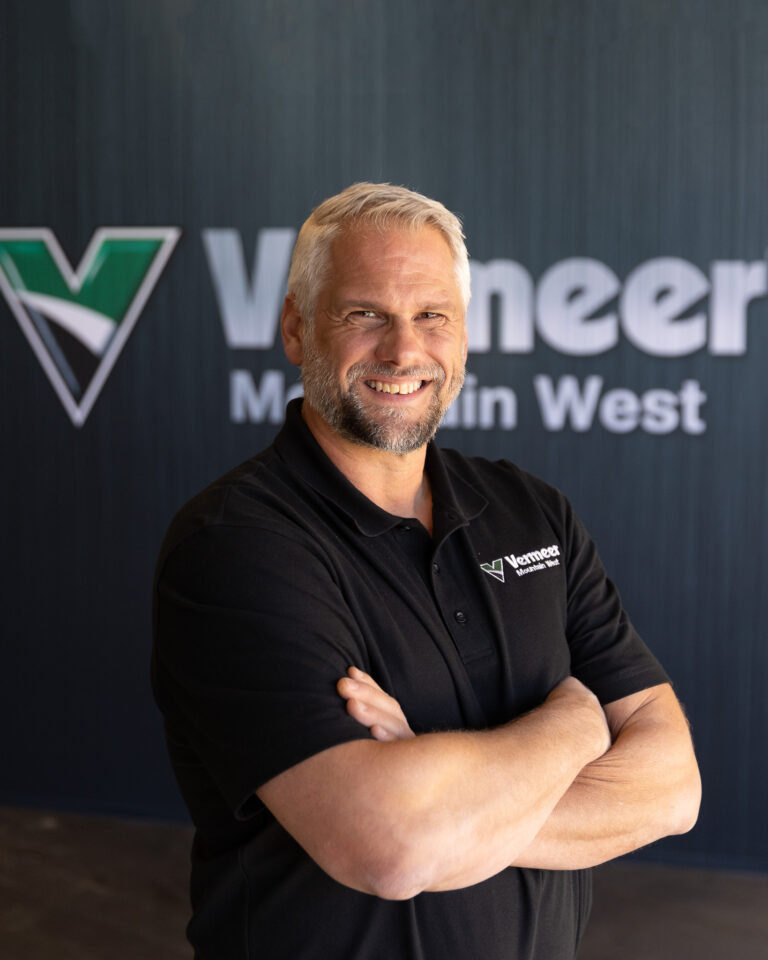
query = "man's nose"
xmin=374 ymin=317 xmax=423 ymax=367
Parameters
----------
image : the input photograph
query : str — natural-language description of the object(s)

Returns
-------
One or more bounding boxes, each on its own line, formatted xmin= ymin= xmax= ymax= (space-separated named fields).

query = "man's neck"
xmin=302 ymin=404 xmax=434 ymax=534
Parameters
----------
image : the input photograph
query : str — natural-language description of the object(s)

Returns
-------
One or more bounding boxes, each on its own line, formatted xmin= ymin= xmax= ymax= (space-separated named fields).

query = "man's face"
xmin=299 ymin=225 xmax=467 ymax=454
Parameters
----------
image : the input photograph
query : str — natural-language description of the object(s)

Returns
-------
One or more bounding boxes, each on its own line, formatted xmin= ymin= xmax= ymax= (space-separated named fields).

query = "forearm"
xmin=512 ymin=686 xmax=701 ymax=870
xmin=258 ymin=680 xmax=608 ymax=899
xmin=382 ymin=698 xmax=602 ymax=893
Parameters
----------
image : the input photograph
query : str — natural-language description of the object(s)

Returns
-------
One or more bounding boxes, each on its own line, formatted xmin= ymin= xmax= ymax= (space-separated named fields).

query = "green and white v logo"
xmin=480 ymin=557 xmax=505 ymax=583
xmin=0 ymin=227 xmax=180 ymax=425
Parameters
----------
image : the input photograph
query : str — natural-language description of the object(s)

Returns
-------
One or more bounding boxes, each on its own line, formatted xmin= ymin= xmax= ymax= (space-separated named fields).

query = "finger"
xmin=344 ymin=697 xmax=368 ymax=723
xmin=340 ymin=683 xmax=412 ymax=735
xmin=345 ymin=697 xmax=389 ymax=734
xmin=345 ymin=697 xmax=413 ymax=740
xmin=338 ymin=670 xmax=416 ymax=739
xmin=344 ymin=695 xmax=393 ymax=730
xmin=347 ymin=666 xmax=383 ymax=690
xmin=370 ymin=724 xmax=397 ymax=742
xmin=337 ymin=677 xmax=401 ymax=716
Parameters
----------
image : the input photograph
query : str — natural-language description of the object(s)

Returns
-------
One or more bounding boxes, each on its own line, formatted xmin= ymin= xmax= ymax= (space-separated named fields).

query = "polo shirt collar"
xmin=273 ymin=399 xmax=487 ymax=537
xmin=426 ymin=440 xmax=488 ymax=541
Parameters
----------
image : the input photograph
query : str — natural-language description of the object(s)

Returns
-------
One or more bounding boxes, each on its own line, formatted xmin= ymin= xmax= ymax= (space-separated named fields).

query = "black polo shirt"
xmin=152 ymin=399 xmax=668 ymax=960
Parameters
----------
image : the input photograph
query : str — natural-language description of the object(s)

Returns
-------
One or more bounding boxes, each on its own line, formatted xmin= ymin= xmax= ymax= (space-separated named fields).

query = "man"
xmin=152 ymin=183 xmax=701 ymax=960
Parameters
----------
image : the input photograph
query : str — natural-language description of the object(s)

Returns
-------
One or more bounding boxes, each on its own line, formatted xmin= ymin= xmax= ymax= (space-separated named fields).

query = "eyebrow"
xmin=334 ymin=299 xmax=457 ymax=313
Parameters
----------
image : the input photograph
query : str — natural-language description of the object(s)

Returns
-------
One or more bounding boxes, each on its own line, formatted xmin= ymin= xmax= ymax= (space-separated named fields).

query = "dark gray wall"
xmin=1 ymin=0 xmax=766 ymax=870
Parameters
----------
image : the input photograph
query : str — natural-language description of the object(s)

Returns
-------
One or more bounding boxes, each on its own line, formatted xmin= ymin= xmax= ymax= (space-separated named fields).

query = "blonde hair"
xmin=287 ymin=182 xmax=470 ymax=318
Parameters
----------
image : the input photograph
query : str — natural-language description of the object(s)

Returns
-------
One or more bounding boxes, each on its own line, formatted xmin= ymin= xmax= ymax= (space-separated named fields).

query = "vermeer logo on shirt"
xmin=479 ymin=544 xmax=561 ymax=583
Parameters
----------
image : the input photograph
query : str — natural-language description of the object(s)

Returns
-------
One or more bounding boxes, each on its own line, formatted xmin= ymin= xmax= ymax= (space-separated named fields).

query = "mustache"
xmin=346 ymin=362 xmax=446 ymax=384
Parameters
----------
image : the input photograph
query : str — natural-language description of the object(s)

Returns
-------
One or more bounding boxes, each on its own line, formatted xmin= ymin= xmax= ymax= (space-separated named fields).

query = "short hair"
xmin=287 ymin=182 xmax=471 ymax=319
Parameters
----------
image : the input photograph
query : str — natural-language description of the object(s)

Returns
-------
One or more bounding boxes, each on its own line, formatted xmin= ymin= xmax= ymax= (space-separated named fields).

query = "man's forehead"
xmin=328 ymin=224 xmax=455 ymax=282
xmin=331 ymin=222 xmax=450 ymax=258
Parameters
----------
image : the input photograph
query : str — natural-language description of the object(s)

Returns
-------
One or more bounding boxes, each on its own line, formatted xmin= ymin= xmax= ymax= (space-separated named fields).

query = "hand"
xmin=545 ymin=676 xmax=612 ymax=758
xmin=337 ymin=666 xmax=415 ymax=741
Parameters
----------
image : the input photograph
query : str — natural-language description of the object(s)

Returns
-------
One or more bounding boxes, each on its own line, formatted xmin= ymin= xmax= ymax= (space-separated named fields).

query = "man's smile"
xmin=363 ymin=379 xmax=427 ymax=395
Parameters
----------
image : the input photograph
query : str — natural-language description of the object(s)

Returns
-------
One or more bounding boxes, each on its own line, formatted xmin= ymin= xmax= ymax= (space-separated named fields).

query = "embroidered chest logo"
xmin=479 ymin=544 xmax=561 ymax=583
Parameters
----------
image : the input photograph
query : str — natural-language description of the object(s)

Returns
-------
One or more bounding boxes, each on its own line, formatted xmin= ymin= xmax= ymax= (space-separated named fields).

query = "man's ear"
xmin=281 ymin=294 xmax=304 ymax=366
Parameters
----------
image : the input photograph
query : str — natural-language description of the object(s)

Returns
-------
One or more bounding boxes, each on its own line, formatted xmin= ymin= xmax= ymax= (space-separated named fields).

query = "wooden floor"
xmin=1 ymin=806 xmax=766 ymax=959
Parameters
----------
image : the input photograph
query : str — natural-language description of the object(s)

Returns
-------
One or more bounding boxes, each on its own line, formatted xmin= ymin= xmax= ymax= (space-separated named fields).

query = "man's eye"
xmin=417 ymin=312 xmax=444 ymax=324
xmin=347 ymin=310 xmax=384 ymax=326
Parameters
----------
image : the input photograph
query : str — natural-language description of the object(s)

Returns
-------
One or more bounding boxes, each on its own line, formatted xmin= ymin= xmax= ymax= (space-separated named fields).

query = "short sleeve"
xmin=562 ymin=502 xmax=670 ymax=704
xmin=152 ymin=522 xmax=373 ymax=820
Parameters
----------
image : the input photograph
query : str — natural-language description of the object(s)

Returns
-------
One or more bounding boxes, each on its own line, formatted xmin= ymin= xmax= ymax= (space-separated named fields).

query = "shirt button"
xmin=401 ymin=523 xmax=412 ymax=532
xmin=454 ymin=610 xmax=467 ymax=624
xmin=432 ymin=561 xmax=440 ymax=574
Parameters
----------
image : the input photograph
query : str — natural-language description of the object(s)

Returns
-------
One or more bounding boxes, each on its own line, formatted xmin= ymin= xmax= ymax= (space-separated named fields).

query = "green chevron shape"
xmin=0 ymin=228 xmax=179 ymax=425
xmin=0 ymin=237 xmax=162 ymax=324
xmin=480 ymin=558 xmax=505 ymax=582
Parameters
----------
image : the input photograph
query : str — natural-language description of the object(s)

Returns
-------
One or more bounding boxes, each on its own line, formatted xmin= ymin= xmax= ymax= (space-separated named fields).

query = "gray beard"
xmin=301 ymin=349 xmax=464 ymax=455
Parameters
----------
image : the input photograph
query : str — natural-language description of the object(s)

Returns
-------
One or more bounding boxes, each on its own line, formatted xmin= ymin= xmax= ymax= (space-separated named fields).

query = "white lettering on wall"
xmin=709 ymin=260 xmax=768 ymax=354
xmin=441 ymin=374 xmax=517 ymax=429
xmin=204 ymin=228 xmax=295 ymax=348
xmin=230 ymin=368 xmax=303 ymax=423
xmin=533 ymin=374 xmax=604 ymax=431
xmin=621 ymin=257 xmax=709 ymax=356
xmin=467 ymin=259 xmax=534 ymax=352
xmin=536 ymin=258 xmax=620 ymax=356
xmin=203 ymin=233 xmax=768 ymax=358
xmin=464 ymin=257 xmax=767 ymax=356
xmin=533 ymin=375 xmax=707 ymax=434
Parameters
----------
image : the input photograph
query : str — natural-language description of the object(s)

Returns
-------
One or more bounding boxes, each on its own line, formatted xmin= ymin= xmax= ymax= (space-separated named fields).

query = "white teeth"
xmin=365 ymin=380 xmax=424 ymax=394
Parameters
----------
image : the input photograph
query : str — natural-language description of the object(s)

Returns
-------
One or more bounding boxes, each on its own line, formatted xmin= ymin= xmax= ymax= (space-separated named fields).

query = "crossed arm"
xmin=256 ymin=670 xmax=701 ymax=899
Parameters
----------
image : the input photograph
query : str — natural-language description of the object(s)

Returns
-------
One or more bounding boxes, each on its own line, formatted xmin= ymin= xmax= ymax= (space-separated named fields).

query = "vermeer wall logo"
xmin=208 ymin=230 xmax=766 ymax=434
xmin=0 ymin=228 xmax=179 ymax=426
